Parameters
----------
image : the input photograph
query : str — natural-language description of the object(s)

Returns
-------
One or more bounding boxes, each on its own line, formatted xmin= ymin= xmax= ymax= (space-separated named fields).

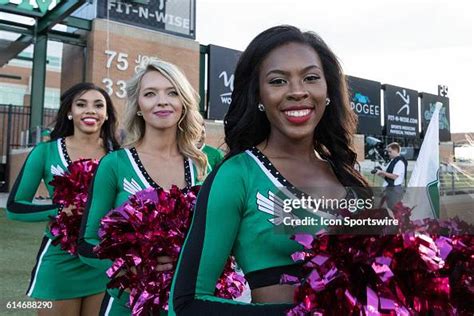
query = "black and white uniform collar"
xmin=127 ymin=147 xmax=194 ymax=191
xmin=246 ymin=146 xmax=356 ymax=205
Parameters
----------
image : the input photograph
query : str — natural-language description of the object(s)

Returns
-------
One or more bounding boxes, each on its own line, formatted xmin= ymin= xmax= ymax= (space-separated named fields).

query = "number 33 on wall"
xmin=102 ymin=78 xmax=127 ymax=98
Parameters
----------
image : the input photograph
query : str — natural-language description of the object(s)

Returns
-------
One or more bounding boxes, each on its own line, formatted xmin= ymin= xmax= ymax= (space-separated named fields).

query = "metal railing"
xmin=439 ymin=162 xmax=474 ymax=195
xmin=0 ymin=104 xmax=58 ymax=191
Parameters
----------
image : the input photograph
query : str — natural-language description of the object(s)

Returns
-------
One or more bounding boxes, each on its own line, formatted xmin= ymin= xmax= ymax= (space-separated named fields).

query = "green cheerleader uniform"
xmin=6 ymin=138 xmax=109 ymax=300
xmin=201 ymin=144 xmax=224 ymax=170
xmin=170 ymin=147 xmax=350 ymax=315
xmin=78 ymin=148 xmax=210 ymax=316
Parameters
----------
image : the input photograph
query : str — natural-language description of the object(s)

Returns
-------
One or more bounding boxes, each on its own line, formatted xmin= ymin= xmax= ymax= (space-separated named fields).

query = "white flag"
xmin=403 ymin=102 xmax=442 ymax=219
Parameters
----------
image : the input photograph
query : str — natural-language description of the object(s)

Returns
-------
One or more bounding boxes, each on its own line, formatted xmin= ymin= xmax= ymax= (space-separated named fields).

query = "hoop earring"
xmin=325 ymin=98 xmax=331 ymax=106
xmin=258 ymin=103 xmax=265 ymax=112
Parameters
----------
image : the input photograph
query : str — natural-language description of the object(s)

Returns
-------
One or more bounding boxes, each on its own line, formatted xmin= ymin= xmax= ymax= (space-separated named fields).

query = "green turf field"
xmin=0 ymin=209 xmax=45 ymax=315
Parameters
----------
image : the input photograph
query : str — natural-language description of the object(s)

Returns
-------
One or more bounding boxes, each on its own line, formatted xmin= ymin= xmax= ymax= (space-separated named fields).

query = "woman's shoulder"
xmin=99 ymin=147 xmax=128 ymax=164
xmin=39 ymin=138 xmax=58 ymax=147
xmin=213 ymin=150 xmax=256 ymax=175
xmin=29 ymin=139 xmax=57 ymax=154
xmin=202 ymin=144 xmax=223 ymax=156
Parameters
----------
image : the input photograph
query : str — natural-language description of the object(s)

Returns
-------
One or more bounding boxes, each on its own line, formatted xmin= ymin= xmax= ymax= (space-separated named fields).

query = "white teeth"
xmin=285 ymin=109 xmax=311 ymax=117
xmin=82 ymin=118 xmax=97 ymax=123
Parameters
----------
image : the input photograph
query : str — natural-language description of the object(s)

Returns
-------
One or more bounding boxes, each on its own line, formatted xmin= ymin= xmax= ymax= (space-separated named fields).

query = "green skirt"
xmin=27 ymin=235 xmax=108 ymax=300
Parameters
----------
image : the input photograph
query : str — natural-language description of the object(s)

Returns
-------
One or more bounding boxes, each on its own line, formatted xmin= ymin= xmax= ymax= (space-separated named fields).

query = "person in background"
xmin=376 ymin=142 xmax=407 ymax=209
xmin=6 ymin=82 xmax=120 ymax=316
xmin=196 ymin=116 xmax=225 ymax=170
xmin=41 ymin=128 xmax=52 ymax=143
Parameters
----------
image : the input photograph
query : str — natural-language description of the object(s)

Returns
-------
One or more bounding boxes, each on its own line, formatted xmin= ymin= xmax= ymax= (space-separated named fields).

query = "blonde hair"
xmin=123 ymin=59 xmax=208 ymax=180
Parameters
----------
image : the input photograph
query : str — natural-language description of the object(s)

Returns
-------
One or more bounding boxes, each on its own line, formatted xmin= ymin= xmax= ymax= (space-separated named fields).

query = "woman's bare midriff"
xmin=251 ymin=284 xmax=295 ymax=303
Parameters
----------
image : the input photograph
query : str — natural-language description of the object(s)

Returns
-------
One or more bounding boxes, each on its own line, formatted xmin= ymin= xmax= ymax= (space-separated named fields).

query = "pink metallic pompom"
xmin=284 ymin=204 xmax=474 ymax=315
xmin=214 ymin=257 xmax=247 ymax=299
xmin=95 ymin=186 xmax=245 ymax=316
xmin=49 ymin=159 xmax=98 ymax=255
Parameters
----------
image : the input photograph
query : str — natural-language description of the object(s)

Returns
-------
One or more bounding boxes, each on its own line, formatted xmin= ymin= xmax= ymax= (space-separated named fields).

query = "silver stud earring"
xmin=137 ymin=111 xmax=143 ymax=116
xmin=258 ymin=103 xmax=265 ymax=112
xmin=325 ymin=98 xmax=331 ymax=106
xmin=105 ymin=116 xmax=108 ymax=121
xmin=67 ymin=114 xmax=73 ymax=120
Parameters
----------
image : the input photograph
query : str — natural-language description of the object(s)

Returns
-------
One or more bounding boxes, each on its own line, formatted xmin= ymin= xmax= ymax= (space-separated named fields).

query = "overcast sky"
xmin=196 ymin=0 xmax=473 ymax=133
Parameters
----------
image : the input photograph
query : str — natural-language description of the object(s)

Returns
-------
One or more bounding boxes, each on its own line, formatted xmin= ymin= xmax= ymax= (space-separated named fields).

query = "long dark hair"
xmin=225 ymin=25 xmax=368 ymax=188
xmin=50 ymin=82 xmax=120 ymax=150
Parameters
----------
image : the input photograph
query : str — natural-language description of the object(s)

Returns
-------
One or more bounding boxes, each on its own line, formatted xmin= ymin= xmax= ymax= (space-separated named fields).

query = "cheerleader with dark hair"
xmin=6 ymin=82 xmax=120 ymax=315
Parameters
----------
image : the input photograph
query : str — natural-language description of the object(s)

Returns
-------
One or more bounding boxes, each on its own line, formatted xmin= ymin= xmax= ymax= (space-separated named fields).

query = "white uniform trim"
xmin=188 ymin=158 xmax=196 ymax=186
xmin=245 ymin=150 xmax=298 ymax=200
xmin=57 ymin=138 xmax=68 ymax=168
xmin=125 ymin=148 xmax=151 ymax=188
xmin=104 ymin=296 xmax=115 ymax=316
xmin=27 ymin=238 xmax=52 ymax=296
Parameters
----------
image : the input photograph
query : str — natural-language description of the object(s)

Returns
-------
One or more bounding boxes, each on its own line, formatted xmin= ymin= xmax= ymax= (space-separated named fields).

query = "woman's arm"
xmin=6 ymin=143 xmax=60 ymax=222
xmin=78 ymin=153 xmax=117 ymax=271
xmin=170 ymin=157 xmax=291 ymax=315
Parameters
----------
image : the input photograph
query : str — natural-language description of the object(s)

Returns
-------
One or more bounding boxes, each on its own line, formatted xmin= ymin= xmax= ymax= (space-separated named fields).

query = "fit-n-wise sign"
xmin=383 ymin=84 xmax=419 ymax=138
xmin=97 ymin=0 xmax=195 ymax=39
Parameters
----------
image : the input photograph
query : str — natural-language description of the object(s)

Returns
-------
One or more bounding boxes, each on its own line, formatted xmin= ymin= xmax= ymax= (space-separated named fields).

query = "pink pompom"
xmin=49 ymin=159 xmax=98 ymax=255
xmin=284 ymin=205 xmax=474 ymax=315
xmin=95 ymin=186 xmax=246 ymax=316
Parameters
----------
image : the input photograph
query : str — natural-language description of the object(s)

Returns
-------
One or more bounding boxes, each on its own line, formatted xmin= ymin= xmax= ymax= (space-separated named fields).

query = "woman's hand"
xmin=156 ymin=256 xmax=174 ymax=272
xmin=123 ymin=256 xmax=175 ymax=293
xmin=60 ymin=205 xmax=75 ymax=216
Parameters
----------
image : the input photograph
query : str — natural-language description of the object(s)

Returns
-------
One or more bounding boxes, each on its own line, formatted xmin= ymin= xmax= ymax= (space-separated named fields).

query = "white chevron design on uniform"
xmin=256 ymin=191 xmax=299 ymax=226
xmin=123 ymin=178 xmax=142 ymax=195
xmin=50 ymin=165 xmax=65 ymax=176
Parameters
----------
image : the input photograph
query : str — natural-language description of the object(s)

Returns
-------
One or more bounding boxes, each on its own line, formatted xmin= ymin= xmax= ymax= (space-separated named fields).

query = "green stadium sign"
xmin=0 ymin=0 xmax=59 ymax=14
